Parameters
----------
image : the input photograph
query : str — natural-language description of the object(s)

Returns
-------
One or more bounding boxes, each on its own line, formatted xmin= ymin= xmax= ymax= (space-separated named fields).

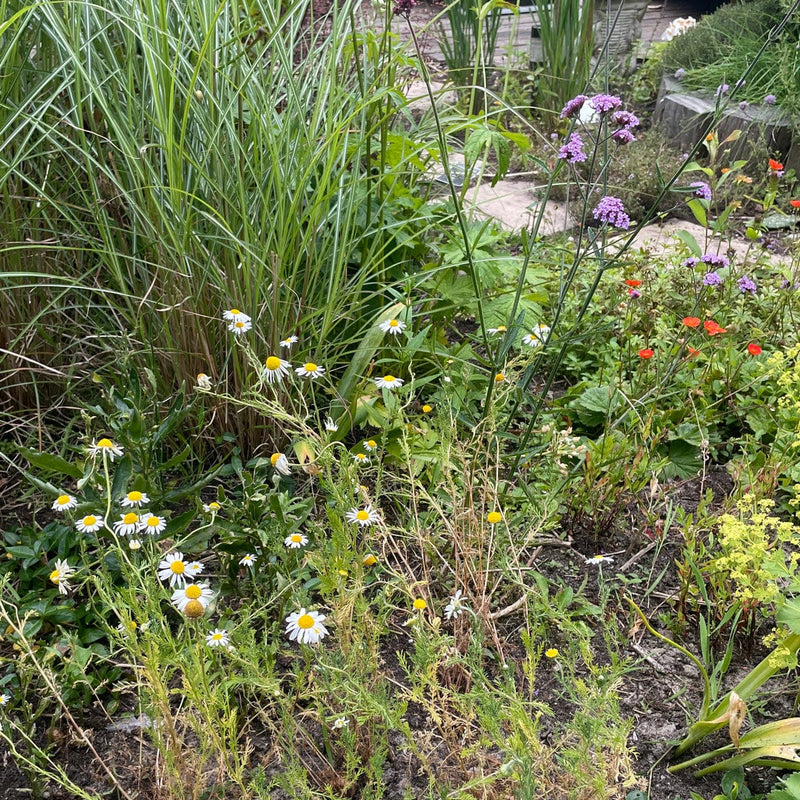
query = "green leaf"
xmin=777 ymin=597 xmax=800 ymax=633
xmin=573 ymin=385 xmax=621 ymax=427
xmin=19 ymin=448 xmax=82 ymax=480
xmin=687 ymin=198 xmax=708 ymax=228
xmin=660 ymin=439 xmax=701 ymax=479
xmin=110 ymin=455 xmax=133 ymax=503
xmin=674 ymin=229 xmax=702 ymax=257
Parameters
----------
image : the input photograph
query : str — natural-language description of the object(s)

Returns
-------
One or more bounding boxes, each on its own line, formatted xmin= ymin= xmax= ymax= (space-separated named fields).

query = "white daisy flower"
xmin=52 ymin=494 xmax=77 ymax=512
xmin=352 ymin=452 xmax=370 ymax=465
xmin=585 ymin=555 xmax=614 ymax=566
xmin=223 ymin=308 xmax=251 ymax=323
xmin=171 ymin=582 xmax=214 ymax=612
xmin=285 ymin=608 xmax=328 ymax=645
xmin=324 ymin=417 xmax=338 ymax=432
xmin=228 ymin=318 xmax=252 ymax=335
xmin=49 ymin=559 xmax=75 ymax=595
xmin=345 ymin=505 xmax=380 ymax=527
xmin=379 ymin=318 xmax=407 ymax=335
xmin=87 ymin=438 xmax=124 ymax=461
xmin=280 ymin=335 xmax=299 ymax=349
xmin=0 ymin=692 xmax=10 ymax=706
xmin=113 ymin=512 xmax=140 ymax=536
xmin=284 ymin=532 xmax=308 ymax=549
xmin=206 ymin=628 xmax=230 ymax=648
xmin=138 ymin=515 xmax=167 ymax=536
xmin=196 ymin=373 xmax=212 ymax=390
xmin=295 ymin=362 xmax=325 ymax=379
xmin=128 ymin=539 xmax=142 ymax=550
xmin=202 ymin=501 xmax=221 ymax=514
xmin=332 ymin=716 xmax=349 ymax=729
xmin=271 ymin=452 xmax=290 ymax=476
xmin=522 ymin=324 xmax=551 ymax=348
xmin=262 ymin=355 xmax=291 ymax=384
xmin=76 ymin=514 xmax=103 ymax=533
xmin=375 ymin=374 xmax=404 ymax=390
xmin=186 ymin=560 xmax=205 ymax=578
xmin=158 ymin=552 xmax=190 ymax=588
xmin=239 ymin=553 xmax=257 ymax=567
xmin=486 ymin=326 xmax=507 ymax=335
xmin=121 ymin=490 xmax=149 ymax=507
xmin=444 ymin=589 xmax=467 ymax=620
xmin=363 ymin=439 xmax=377 ymax=451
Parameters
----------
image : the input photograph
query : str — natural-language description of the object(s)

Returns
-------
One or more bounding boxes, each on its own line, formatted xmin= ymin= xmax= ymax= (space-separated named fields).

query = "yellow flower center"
xmin=363 ymin=554 xmax=377 ymax=566
xmin=266 ymin=356 xmax=281 ymax=370
xmin=389 ymin=319 xmax=399 ymax=327
xmin=185 ymin=584 xmax=202 ymax=599
xmin=212 ymin=633 xmax=223 ymax=641
xmin=128 ymin=491 xmax=143 ymax=502
xmin=494 ymin=373 xmax=505 ymax=382
xmin=367 ymin=440 xmax=376 ymax=448
xmin=208 ymin=502 xmax=220 ymax=510
xmin=291 ymin=534 xmax=303 ymax=543
xmin=123 ymin=512 xmax=138 ymax=525
xmin=413 ymin=598 xmax=427 ymax=610
xmin=422 ymin=405 xmax=432 ymax=413
xmin=383 ymin=375 xmax=396 ymax=383
xmin=356 ymin=510 xmax=369 ymax=521
xmin=235 ymin=321 xmax=245 ymax=328
xmin=56 ymin=495 xmax=70 ymax=506
xmin=338 ymin=569 xmax=348 ymax=576
xmin=83 ymin=516 xmax=97 ymax=526
xmin=184 ymin=599 xmax=204 ymax=618
xmin=170 ymin=560 xmax=185 ymax=575
xmin=49 ymin=569 xmax=61 ymax=583
xmin=355 ymin=454 xmax=366 ymax=460
xmin=545 ymin=648 xmax=559 ymax=658
xmin=230 ymin=308 xmax=241 ymax=315
xmin=487 ymin=511 xmax=502 ymax=525
xmin=496 ymin=326 xmax=507 ymax=332
xmin=297 ymin=614 xmax=315 ymax=629
xmin=270 ymin=453 xmax=283 ymax=466
xmin=97 ymin=438 xmax=113 ymax=448
xmin=146 ymin=516 xmax=160 ymax=527
xmin=304 ymin=362 xmax=317 ymax=372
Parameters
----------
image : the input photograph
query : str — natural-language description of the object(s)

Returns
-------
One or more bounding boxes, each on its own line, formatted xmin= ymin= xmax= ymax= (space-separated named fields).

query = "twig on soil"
xmin=630 ymin=642 xmax=668 ymax=673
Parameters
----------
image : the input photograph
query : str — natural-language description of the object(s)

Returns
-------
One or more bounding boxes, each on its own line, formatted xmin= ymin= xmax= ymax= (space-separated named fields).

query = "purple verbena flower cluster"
xmin=560 ymin=95 xmax=588 ymax=119
xmin=590 ymin=94 xmax=622 ymax=114
xmin=738 ymin=275 xmax=757 ymax=294
xmin=764 ymin=94 xmax=777 ymax=105
xmin=393 ymin=0 xmax=416 ymax=16
xmin=557 ymin=133 xmax=587 ymax=163
xmin=612 ymin=128 xmax=635 ymax=145
xmin=690 ymin=181 xmax=712 ymax=202
xmin=701 ymin=253 xmax=730 ymax=269
xmin=683 ymin=257 xmax=700 ymax=268
xmin=703 ymin=271 xmax=723 ymax=286
xmin=592 ymin=196 xmax=630 ymax=229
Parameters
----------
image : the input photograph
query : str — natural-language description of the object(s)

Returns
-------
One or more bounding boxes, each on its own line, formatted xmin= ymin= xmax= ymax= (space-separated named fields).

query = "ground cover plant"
xmin=5 ymin=0 xmax=800 ymax=798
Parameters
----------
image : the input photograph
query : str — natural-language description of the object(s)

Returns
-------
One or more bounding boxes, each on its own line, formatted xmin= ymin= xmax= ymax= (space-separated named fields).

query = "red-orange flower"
xmin=682 ymin=316 xmax=700 ymax=328
xmin=638 ymin=348 xmax=654 ymax=359
xmin=791 ymin=199 xmax=800 ymax=208
xmin=704 ymin=320 xmax=727 ymax=335
xmin=625 ymin=279 xmax=642 ymax=287
xmin=769 ymin=158 xmax=784 ymax=171
xmin=687 ymin=346 xmax=700 ymax=356
xmin=747 ymin=343 xmax=762 ymax=356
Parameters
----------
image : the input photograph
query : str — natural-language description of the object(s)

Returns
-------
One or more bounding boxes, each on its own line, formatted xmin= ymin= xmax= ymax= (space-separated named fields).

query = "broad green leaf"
xmin=674 ymin=229 xmax=702 ymax=257
xmin=19 ymin=448 xmax=82 ymax=480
